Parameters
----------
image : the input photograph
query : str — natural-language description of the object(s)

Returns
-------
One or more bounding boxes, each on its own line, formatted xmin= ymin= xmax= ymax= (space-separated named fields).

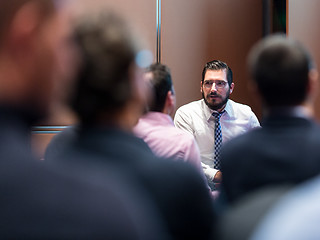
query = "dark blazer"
xmin=45 ymin=126 xmax=216 ymax=240
xmin=0 ymin=109 xmax=163 ymax=239
xmin=220 ymin=113 xmax=320 ymax=203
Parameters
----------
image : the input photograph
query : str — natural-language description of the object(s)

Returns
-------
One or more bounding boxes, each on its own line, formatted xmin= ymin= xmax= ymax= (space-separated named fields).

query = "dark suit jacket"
xmin=45 ymin=126 xmax=215 ymax=240
xmin=220 ymin=113 xmax=320 ymax=203
xmin=0 ymin=108 xmax=163 ymax=239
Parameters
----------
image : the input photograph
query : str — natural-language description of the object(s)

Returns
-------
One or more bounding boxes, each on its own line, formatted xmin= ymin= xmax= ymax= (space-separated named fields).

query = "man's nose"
xmin=210 ymin=83 xmax=218 ymax=91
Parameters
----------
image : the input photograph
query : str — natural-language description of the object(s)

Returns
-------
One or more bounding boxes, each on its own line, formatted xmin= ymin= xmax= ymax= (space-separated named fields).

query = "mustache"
xmin=209 ymin=92 xmax=221 ymax=97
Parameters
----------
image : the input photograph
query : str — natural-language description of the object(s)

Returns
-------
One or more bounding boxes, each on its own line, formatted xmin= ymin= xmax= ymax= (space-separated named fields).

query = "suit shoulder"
xmin=45 ymin=126 xmax=78 ymax=161
xmin=222 ymin=127 xmax=261 ymax=152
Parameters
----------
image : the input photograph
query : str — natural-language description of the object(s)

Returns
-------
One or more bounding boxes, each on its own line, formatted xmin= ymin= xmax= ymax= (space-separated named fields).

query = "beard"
xmin=202 ymin=90 xmax=230 ymax=111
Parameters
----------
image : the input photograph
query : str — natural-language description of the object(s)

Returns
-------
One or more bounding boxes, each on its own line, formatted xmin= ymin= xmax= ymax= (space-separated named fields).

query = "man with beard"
xmin=174 ymin=60 xmax=260 ymax=190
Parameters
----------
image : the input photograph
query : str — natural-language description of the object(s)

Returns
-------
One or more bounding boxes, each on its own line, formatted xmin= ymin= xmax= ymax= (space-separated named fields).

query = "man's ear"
xmin=229 ymin=82 xmax=235 ymax=94
xmin=166 ymin=90 xmax=175 ymax=107
xmin=200 ymin=81 xmax=203 ymax=93
xmin=163 ymin=90 xmax=176 ymax=115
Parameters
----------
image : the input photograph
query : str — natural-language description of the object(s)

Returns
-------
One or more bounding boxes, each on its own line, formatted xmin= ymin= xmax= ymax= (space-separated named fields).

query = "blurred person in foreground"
xmin=215 ymin=34 xmax=320 ymax=240
xmin=219 ymin=34 xmax=320 ymax=204
xmin=250 ymin=174 xmax=320 ymax=240
xmin=0 ymin=0 xmax=166 ymax=238
xmin=45 ymin=11 xmax=215 ymax=240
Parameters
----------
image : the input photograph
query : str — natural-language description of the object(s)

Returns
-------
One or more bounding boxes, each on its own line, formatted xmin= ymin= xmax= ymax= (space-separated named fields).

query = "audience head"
xmin=145 ymin=63 xmax=175 ymax=115
xmin=248 ymin=34 xmax=318 ymax=108
xmin=201 ymin=60 xmax=234 ymax=111
xmin=0 ymin=0 xmax=73 ymax=120
xmin=70 ymin=12 xmax=147 ymax=128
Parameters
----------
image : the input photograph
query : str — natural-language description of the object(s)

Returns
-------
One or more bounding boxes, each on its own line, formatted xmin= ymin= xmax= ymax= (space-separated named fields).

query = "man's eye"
xmin=217 ymin=81 xmax=226 ymax=87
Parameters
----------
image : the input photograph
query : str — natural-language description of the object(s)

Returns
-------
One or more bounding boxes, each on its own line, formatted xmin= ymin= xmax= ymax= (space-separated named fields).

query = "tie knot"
xmin=212 ymin=110 xmax=225 ymax=120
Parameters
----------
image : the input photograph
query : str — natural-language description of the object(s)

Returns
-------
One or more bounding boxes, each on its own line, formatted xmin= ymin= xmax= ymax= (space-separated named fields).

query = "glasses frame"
xmin=202 ymin=80 xmax=228 ymax=89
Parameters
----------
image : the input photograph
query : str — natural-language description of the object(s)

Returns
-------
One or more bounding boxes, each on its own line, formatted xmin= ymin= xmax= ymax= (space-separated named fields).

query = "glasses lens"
xmin=203 ymin=81 xmax=227 ymax=89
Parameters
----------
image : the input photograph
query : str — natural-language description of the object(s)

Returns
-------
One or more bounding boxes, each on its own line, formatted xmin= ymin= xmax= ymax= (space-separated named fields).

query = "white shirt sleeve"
xmin=201 ymin=162 xmax=219 ymax=181
xmin=174 ymin=107 xmax=194 ymax=135
xmin=249 ymin=112 xmax=261 ymax=129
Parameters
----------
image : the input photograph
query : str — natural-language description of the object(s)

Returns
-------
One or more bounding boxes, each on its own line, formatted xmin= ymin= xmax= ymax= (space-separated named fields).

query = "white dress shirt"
xmin=174 ymin=99 xmax=260 ymax=183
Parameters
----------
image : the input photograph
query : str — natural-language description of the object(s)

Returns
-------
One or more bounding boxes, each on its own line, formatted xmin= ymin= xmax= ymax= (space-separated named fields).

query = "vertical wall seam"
xmin=286 ymin=0 xmax=288 ymax=35
xmin=156 ymin=0 xmax=161 ymax=63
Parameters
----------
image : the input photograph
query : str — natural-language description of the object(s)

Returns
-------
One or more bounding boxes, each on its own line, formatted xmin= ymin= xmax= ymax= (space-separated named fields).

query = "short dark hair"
xmin=202 ymin=60 xmax=233 ymax=85
xmin=248 ymin=34 xmax=313 ymax=107
xmin=146 ymin=63 xmax=173 ymax=112
xmin=70 ymin=12 xmax=139 ymax=123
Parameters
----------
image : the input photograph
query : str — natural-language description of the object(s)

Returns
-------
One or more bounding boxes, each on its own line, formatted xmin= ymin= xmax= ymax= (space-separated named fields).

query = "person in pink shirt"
xmin=134 ymin=63 xmax=219 ymax=191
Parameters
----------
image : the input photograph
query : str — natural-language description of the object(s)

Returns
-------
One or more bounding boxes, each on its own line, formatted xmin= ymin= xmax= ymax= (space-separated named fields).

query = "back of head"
xmin=248 ymin=34 xmax=313 ymax=107
xmin=146 ymin=63 xmax=173 ymax=112
xmin=202 ymin=60 xmax=233 ymax=85
xmin=70 ymin=12 xmax=139 ymax=123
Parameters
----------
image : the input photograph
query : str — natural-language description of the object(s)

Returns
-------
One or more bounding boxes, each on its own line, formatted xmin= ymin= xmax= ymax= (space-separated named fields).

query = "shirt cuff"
xmin=201 ymin=163 xmax=218 ymax=181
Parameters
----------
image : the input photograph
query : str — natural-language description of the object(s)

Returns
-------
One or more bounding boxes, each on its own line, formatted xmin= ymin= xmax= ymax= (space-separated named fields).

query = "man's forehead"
xmin=204 ymin=69 xmax=227 ymax=80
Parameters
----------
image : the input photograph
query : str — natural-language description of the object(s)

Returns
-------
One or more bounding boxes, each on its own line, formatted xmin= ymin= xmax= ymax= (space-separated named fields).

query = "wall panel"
xmin=162 ymin=0 xmax=263 ymax=119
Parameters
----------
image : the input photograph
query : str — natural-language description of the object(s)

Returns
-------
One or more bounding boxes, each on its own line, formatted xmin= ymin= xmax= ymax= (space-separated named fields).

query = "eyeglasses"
xmin=203 ymin=80 xmax=228 ymax=89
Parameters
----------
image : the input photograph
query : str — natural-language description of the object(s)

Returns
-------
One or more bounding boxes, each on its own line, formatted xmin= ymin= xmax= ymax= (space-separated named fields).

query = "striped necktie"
xmin=212 ymin=110 xmax=225 ymax=170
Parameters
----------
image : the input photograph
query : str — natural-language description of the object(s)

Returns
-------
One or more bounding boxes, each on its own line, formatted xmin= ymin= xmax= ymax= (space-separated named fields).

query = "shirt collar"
xmin=201 ymin=99 xmax=234 ymax=121
xmin=140 ymin=111 xmax=174 ymax=126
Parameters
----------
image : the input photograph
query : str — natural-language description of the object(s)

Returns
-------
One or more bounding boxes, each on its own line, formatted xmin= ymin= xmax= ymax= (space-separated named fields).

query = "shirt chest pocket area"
xmin=193 ymin=123 xmax=215 ymax=146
